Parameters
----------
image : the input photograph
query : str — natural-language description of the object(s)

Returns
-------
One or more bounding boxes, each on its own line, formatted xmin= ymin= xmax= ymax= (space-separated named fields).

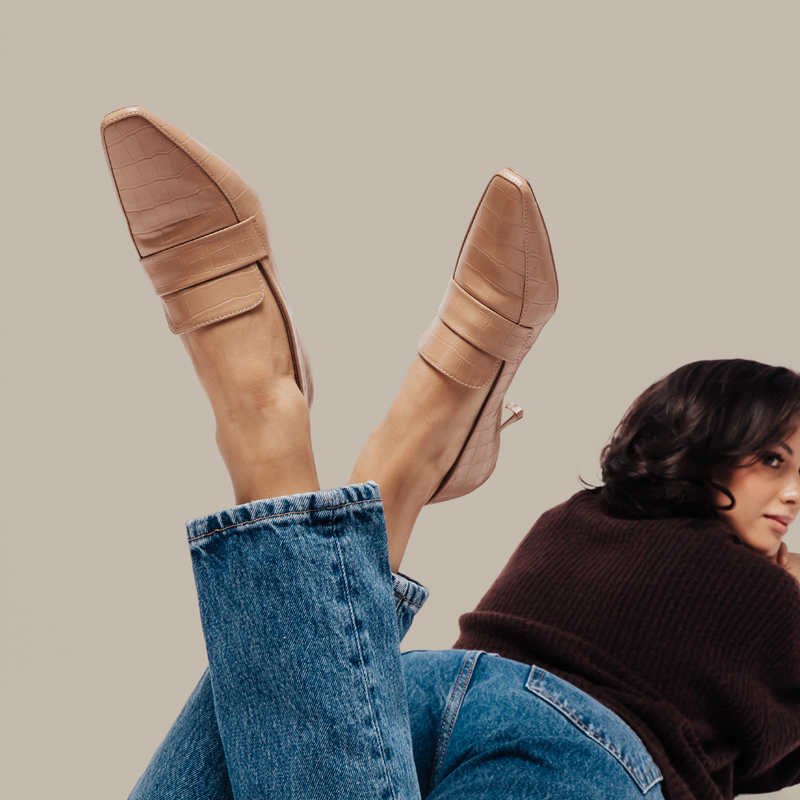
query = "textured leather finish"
xmin=420 ymin=169 xmax=558 ymax=503
xmin=161 ymin=264 xmax=265 ymax=335
xmin=418 ymin=316 xmax=501 ymax=389
xmin=438 ymin=279 xmax=532 ymax=363
xmin=139 ymin=216 xmax=269 ymax=296
xmin=102 ymin=114 xmax=238 ymax=257
xmin=100 ymin=107 xmax=313 ymax=404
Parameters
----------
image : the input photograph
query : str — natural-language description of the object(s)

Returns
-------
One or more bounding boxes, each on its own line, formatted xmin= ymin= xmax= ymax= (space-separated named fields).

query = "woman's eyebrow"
xmin=779 ymin=442 xmax=794 ymax=455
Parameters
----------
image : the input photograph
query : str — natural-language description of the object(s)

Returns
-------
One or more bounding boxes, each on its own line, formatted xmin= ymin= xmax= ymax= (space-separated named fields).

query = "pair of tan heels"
xmin=100 ymin=107 xmax=558 ymax=503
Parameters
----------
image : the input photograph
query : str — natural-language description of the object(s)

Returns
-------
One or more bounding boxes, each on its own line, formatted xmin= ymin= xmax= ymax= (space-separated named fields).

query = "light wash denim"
xmin=130 ymin=482 xmax=664 ymax=799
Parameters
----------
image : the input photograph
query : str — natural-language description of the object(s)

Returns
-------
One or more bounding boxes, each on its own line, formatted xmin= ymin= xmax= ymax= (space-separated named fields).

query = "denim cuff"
xmin=186 ymin=481 xmax=384 ymax=542
xmin=392 ymin=572 xmax=430 ymax=641
xmin=186 ymin=482 xmax=429 ymax=641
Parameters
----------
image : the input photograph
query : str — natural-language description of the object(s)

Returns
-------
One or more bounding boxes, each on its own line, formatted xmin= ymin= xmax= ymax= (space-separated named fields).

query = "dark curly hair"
xmin=599 ymin=359 xmax=800 ymax=519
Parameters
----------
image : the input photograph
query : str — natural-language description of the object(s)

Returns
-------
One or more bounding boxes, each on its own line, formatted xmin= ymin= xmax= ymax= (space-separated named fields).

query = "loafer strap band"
xmin=438 ymin=279 xmax=530 ymax=362
xmin=139 ymin=216 xmax=269 ymax=297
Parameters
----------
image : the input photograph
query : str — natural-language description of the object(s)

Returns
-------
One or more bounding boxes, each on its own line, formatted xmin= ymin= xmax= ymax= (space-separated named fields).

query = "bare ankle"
xmin=217 ymin=384 xmax=320 ymax=504
xmin=350 ymin=357 xmax=492 ymax=570
xmin=175 ymin=289 xmax=318 ymax=503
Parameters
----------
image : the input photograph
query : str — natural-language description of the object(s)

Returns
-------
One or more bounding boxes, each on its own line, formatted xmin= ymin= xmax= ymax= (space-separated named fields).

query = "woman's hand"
xmin=774 ymin=542 xmax=800 ymax=585
xmin=783 ymin=552 xmax=800 ymax=585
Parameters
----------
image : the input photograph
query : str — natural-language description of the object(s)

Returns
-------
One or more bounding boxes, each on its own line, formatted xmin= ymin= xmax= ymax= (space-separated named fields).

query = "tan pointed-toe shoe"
xmin=420 ymin=169 xmax=558 ymax=503
xmin=100 ymin=106 xmax=313 ymax=405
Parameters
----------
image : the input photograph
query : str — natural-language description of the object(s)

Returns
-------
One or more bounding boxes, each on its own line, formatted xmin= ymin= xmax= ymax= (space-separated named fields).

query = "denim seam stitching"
xmin=430 ymin=651 xmax=481 ymax=792
xmin=395 ymin=580 xmax=409 ymax=605
xmin=393 ymin=589 xmax=423 ymax=609
xmin=526 ymin=670 xmax=660 ymax=792
xmin=329 ymin=507 xmax=398 ymax=800
xmin=187 ymin=498 xmax=378 ymax=541
xmin=433 ymin=657 xmax=469 ymax=770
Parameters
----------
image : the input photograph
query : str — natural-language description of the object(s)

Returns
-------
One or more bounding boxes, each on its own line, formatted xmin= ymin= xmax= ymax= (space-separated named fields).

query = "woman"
xmin=101 ymin=107 xmax=799 ymax=800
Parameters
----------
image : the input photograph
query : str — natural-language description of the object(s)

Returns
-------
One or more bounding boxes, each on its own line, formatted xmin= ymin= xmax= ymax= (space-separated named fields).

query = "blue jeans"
xmin=130 ymin=482 xmax=664 ymax=799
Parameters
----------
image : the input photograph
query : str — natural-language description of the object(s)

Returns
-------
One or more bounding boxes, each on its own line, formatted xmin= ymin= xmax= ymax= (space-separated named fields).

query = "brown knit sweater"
xmin=454 ymin=490 xmax=800 ymax=800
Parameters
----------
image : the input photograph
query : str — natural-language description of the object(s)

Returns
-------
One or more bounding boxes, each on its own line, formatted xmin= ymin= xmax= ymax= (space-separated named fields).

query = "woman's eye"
xmin=761 ymin=453 xmax=784 ymax=468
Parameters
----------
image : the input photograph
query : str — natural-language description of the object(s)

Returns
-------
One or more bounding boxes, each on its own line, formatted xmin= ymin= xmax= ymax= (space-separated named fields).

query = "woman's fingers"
xmin=783 ymin=552 xmax=800 ymax=586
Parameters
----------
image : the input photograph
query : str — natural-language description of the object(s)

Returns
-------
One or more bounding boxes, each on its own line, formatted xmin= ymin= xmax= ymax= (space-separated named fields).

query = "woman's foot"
xmin=352 ymin=170 xmax=558 ymax=571
xmin=101 ymin=107 xmax=318 ymax=503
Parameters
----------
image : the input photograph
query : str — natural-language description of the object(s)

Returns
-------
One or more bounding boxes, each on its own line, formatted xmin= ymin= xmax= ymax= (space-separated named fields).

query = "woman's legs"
xmin=129 ymin=669 xmax=232 ymax=800
xmin=130 ymin=567 xmax=428 ymax=800
xmin=180 ymin=272 xmax=492 ymax=572
xmin=155 ymin=281 xmax=487 ymax=798
xmin=176 ymin=235 xmax=492 ymax=574
xmin=104 ymin=109 xmax=559 ymax=798
xmin=403 ymin=651 xmax=665 ymax=799
xmin=187 ymin=483 xmax=422 ymax=799
xmin=105 ymin=116 xmax=490 ymax=799
xmin=131 ymin=290 xmax=448 ymax=797
xmin=116 ymin=140 xmax=483 ymax=798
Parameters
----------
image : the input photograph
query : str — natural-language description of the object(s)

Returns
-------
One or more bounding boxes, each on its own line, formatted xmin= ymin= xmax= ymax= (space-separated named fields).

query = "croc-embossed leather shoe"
xmin=419 ymin=169 xmax=558 ymax=503
xmin=100 ymin=106 xmax=313 ymax=406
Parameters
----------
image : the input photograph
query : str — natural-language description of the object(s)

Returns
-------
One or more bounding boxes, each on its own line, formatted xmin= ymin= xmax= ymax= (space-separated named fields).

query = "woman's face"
xmin=712 ymin=426 xmax=800 ymax=559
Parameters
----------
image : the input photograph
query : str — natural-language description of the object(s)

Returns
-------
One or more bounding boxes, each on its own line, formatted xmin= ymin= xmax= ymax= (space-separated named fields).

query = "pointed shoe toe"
xmin=419 ymin=168 xmax=558 ymax=503
xmin=100 ymin=106 xmax=313 ymax=406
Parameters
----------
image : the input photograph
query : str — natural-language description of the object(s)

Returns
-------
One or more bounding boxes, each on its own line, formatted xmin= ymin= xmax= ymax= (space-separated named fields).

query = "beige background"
xmin=1 ymin=1 xmax=798 ymax=797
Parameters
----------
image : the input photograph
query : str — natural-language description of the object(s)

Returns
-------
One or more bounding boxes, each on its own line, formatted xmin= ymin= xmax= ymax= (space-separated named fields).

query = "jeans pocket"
xmin=525 ymin=666 xmax=663 ymax=794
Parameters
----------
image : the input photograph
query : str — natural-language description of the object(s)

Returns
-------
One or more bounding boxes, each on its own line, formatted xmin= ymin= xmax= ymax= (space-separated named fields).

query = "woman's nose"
xmin=781 ymin=472 xmax=800 ymax=504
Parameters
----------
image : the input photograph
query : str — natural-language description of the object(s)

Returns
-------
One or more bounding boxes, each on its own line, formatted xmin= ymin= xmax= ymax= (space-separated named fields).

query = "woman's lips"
xmin=764 ymin=515 xmax=792 ymax=535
